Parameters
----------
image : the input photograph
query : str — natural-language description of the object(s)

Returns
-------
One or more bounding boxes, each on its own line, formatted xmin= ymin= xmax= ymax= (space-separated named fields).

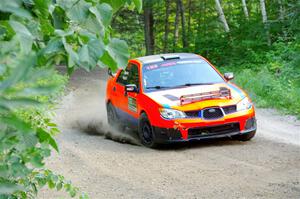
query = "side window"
xmin=127 ymin=64 xmax=139 ymax=88
xmin=116 ymin=68 xmax=129 ymax=85
xmin=116 ymin=63 xmax=139 ymax=87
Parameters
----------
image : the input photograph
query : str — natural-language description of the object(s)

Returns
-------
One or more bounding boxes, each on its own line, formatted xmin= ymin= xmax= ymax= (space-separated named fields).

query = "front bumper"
xmin=152 ymin=117 xmax=257 ymax=143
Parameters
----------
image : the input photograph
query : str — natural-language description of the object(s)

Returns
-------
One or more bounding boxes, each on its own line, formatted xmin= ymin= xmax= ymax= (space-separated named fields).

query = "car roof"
xmin=135 ymin=53 xmax=200 ymax=65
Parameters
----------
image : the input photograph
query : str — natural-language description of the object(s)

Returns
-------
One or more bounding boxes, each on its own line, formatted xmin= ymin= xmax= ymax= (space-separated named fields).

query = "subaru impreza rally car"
xmin=106 ymin=53 xmax=256 ymax=148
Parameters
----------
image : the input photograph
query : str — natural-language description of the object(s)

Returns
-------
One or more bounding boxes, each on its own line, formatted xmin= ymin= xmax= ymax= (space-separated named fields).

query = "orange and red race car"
xmin=106 ymin=53 xmax=256 ymax=148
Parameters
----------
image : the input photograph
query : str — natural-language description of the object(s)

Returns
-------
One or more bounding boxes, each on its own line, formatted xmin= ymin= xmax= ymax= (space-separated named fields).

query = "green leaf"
xmin=101 ymin=0 xmax=124 ymax=13
xmin=49 ymin=137 xmax=59 ymax=152
xmin=51 ymin=5 xmax=67 ymax=29
xmin=0 ymin=0 xmax=32 ymax=19
xmin=33 ymin=0 xmax=54 ymax=36
xmin=48 ymin=179 xmax=56 ymax=189
xmin=0 ymin=97 xmax=41 ymax=110
xmin=31 ymin=155 xmax=44 ymax=168
xmin=0 ymin=53 xmax=36 ymax=91
xmin=37 ymin=128 xmax=59 ymax=152
xmin=94 ymin=3 xmax=113 ymax=27
xmin=0 ymin=165 xmax=9 ymax=178
xmin=80 ymin=193 xmax=90 ymax=199
xmin=101 ymin=0 xmax=141 ymax=12
xmin=89 ymin=7 xmax=105 ymax=36
xmin=0 ymin=181 xmax=24 ymax=195
xmin=1 ymin=116 xmax=38 ymax=149
xmin=9 ymin=20 xmax=34 ymax=54
xmin=99 ymin=51 xmax=117 ymax=71
xmin=101 ymin=38 xmax=129 ymax=70
xmin=67 ymin=0 xmax=90 ymax=23
xmin=78 ymin=45 xmax=89 ymax=66
xmin=132 ymin=0 xmax=142 ymax=12
xmin=1 ymin=115 xmax=32 ymax=133
xmin=78 ymin=38 xmax=105 ymax=69
xmin=62 ymin=38 xmax=78 ymax=68
xmin=56 ymin=182 xmax=63 ymax=191
xmin=39 ymin=38 xmax=64 ymax=63
xmin=55 ymin=29 xmax=74 ymax=37
xmin=19 ymin=85 xmax=59 ymax=96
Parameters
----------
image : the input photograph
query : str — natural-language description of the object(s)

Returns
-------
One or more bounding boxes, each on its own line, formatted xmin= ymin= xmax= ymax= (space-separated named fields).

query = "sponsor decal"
xmin=128 ymin=97 xmax=137 ymax=112
xmin=128 ymin=96 xmax=137 ymax=112
xmin=145 ymin=64 xmax=158 ymax=70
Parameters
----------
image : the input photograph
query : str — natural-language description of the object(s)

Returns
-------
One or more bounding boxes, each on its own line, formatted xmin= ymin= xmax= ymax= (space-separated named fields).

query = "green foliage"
xmin=113 ymin=0 xmax=299 ymax=117
xmin=221 ymin=41 xmax=300 ymax=117
xmin=0 ymin=0 xmax=142 ymax=198
xmin=0 ymin=51 xmax=76 ymax=198
xmin=0 ymin=0 xmax=141 ymax=72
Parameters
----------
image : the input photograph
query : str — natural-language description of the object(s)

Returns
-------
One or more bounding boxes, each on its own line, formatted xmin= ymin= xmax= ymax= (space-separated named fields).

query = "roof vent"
xmin=161 ymin=55 xmax=180 ymax=60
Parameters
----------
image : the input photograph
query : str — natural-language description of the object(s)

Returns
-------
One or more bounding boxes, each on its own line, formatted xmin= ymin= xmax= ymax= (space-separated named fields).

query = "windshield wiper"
xmin=146 ymin=83 xmax=214 ymax=90
xmin=174 ymin=83 xmax=214 ymax=87
xmin=146 ymin=86 xmax=171 ymax=89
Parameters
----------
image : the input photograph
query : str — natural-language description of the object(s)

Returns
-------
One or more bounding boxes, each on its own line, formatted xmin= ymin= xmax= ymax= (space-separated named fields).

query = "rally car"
xmin=106 ymin=53 xmax=256 ymax=148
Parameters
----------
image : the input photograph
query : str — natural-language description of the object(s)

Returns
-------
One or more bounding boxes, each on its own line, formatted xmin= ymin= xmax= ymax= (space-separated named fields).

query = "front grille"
xmin=223 ymin=105 xmax=237 ymax=114
xmin=188 ymin=123 xmax=240 ymax=138
xmin=203 ymin=107 xmax=223 ymax=119
xmin=185 ymin=105 xmax=236 ymax=119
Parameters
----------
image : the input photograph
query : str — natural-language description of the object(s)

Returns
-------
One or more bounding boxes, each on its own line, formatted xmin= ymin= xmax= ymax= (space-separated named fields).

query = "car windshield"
xmin=142 ymin=59 xmax=225 ymax=92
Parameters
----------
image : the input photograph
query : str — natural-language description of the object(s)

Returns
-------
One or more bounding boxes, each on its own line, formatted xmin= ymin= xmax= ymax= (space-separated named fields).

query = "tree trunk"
xmin=195 ymin=0 xmax=204 ymax=52
xmin=241 ymin=0 xmax=249 ymax=20
xmin=278 ymin=0 xmax=287 ymax=39
xmin=143 ymin=1 xmax=155 ymax=55
xmin=214 ymin=0 xmax=230 ymax=32
xmin=173 ymin=1 xmax=180 ymax=52
xmin=178 ymin=0 xmax=188 ymax=49
xmin=163 ymin=0 xmax=170 ymax=53
xmin=260 ymin=0 xmax=268 ymax=24
xmin=259 ymin=0 xmax=271 ymax=45
xmin=187 ymin=0 xmax=192 ymax=47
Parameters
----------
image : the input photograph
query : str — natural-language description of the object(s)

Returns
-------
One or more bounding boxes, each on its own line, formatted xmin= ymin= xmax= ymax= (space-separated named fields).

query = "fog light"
xmin=245 ymin=117 xmax=256 ymax=129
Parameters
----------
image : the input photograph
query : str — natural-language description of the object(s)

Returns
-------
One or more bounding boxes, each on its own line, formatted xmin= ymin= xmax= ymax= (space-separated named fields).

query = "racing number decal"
xmin=128 ymin=96 xmax=137 ymax=112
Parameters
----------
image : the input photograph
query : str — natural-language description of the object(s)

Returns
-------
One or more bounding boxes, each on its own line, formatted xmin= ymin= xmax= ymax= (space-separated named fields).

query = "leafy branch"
xmin=0 ymin=0 xmax=141 ymax=198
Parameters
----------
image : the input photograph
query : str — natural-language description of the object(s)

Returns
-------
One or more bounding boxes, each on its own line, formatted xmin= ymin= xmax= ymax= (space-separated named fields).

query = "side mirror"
xmin=224 ymin=72 xmax=234 ymax=81
xmin=108 ymin=68 xmax=115 ymax=77
xmin=125 ymin=84 xmax=138 ymax=93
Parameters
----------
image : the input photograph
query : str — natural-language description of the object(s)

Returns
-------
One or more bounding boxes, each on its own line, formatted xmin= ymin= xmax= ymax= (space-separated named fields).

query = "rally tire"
xmin=234 ymin=130 xmax=256 ymax=141
xmin=138 ymin=113 xmax=158 ymax=148
xmin=106 ymin=103 xmax=126 ymax=131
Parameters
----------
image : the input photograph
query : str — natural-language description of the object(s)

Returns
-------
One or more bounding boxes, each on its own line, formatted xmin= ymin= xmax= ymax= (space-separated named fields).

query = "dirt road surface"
xmin=39 ymin=69 xmax=300 ymax=199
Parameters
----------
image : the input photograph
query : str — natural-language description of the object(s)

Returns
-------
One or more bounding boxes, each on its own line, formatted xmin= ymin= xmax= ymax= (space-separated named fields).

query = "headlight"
xmin=236 ymin=97 xmax=252 ymax=111
xmin=159 ymin=108 xmax=186 ymax=119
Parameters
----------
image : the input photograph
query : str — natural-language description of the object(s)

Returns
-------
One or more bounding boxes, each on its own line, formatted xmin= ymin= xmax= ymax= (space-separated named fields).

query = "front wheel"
xmin=234 ymin=130 xmax=256 ymax=141
xmin=138 ymin=113 xmax=158 ymax=148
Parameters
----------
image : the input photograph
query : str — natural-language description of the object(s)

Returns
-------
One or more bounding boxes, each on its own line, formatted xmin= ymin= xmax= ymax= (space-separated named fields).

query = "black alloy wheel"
xmin=138 ymin=113 xmax=158 ymax=148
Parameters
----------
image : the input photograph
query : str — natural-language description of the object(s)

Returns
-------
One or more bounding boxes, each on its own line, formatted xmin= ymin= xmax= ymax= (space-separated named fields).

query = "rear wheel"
xmin=138 ymin=113 xmax=158 ymax=148
xmin=106 ymin=103 xmax=125 ymax=131
xmin=234 ymin=130 xmax=256 ymax=141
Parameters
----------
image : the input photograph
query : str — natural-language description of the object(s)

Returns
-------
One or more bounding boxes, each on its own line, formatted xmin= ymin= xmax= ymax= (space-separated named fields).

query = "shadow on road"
xmin=76 ymin=117 xmax=248 ymax=150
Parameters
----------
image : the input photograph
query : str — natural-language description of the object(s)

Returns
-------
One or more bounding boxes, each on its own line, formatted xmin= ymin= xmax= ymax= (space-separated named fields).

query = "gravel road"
xmin=39 ymin=69 xmax=300 ymax=199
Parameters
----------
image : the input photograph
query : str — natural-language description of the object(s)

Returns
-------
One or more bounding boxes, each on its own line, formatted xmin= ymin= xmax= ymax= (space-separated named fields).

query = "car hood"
xmin=144 ymin=83 xmax=246 ymax=111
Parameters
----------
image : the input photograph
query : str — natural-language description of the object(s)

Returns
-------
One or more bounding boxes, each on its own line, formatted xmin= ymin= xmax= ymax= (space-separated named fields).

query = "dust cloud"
xmin=55 ymin=76 xmax=141 ymax=146
xmin=75 ymin=116 xmax=141 ymax=146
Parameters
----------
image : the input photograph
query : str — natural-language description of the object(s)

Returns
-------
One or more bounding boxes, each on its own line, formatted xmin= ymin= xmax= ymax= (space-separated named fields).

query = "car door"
xmin=113 ymin=67 xmax=129 ymax=120
xmin=113 ymin=63 xmax=140 ymax=124
xmin=125 ymin=63 xmax=140 ymax=122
